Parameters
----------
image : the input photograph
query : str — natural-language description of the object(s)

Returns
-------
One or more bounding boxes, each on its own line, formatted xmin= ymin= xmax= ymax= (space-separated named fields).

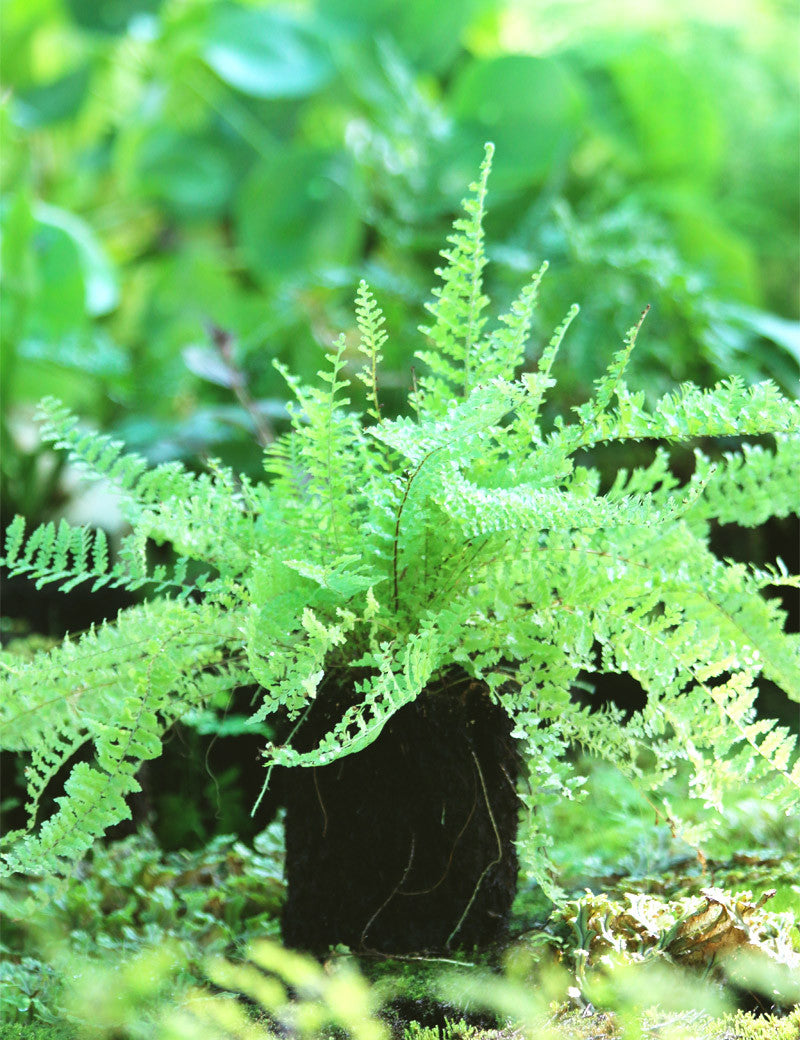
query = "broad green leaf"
xmin=13 ymin=64 xmax=92 ymax=128
xmin=449 ymin=55 xmax=585 ymax=190
xmin=34 ymin=203 xmax=118 ymax=316
xmin=134 ymin=128 xmax=236 ymax=218
xmin=609 ymin=43 xmax=723 ymax=182
xmin=64 ymin=0 xmax=163 ymax=34
xmin=203 ymin=6 xmax=333 ymax=98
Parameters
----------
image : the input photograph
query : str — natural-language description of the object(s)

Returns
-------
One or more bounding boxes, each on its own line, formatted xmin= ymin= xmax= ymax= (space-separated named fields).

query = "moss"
xmin=1 ymin=1026 xmax=75 ymax=1040
xmin=403 ymin=1022 xmax=513 ymax=1040
xmin=707 ymin=1008 xmax=800 ymax=1039
xmin=546 ymin=1006 xmax=800 ymax=1040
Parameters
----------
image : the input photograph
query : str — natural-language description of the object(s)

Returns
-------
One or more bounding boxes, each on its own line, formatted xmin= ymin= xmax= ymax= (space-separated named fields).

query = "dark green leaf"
xmin=13 ymin=65 xmax=92 ymax=128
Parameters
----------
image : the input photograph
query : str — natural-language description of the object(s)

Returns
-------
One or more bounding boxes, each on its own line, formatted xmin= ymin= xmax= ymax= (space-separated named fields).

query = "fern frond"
xmin=588 ymin=304 xmax=650 ymax=419
xmin=414 ymin=142 xmax=494 ymax=414
xmin=35 ymin=397 xmax=195 ymax=506
xmin=262 ymin=625 xmax=443 ymax=768
xmin=1 ymin=599 xmax=243 ymax=876
xmin=1 ymin=762 xmax=141 ymax=877
xmin=354 ymin=280 xmax=387 ymax=422
xmin=435 ymin=465 xmax=711 ymax=540
xmin=370 ymin=379 xmax=518 ymax=465
xmin=1 ymin=516 xmax=211 ymax=598
xmin=689 ymin=436 xmax=800 ymax=528
xmin=514 ymin=303 xmax=580 ymax=451
xmin=469 ymin=260 xmax=549 ymax=385
xmin=274 ymin=338 xmax=370 ymax=557
xmin=568 ymin=377 xmax=800 ymax=450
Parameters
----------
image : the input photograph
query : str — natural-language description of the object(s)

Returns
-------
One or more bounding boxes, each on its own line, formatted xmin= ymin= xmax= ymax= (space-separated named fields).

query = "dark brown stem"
xmin=392 ymin=446 xmax=446 ymax=612
xmin=209 ymin=324 xmax=274 ymax=446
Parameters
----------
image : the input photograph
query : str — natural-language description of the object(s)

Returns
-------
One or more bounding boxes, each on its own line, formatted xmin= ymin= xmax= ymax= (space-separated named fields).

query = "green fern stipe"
xmin=1 ymin=146 xmax=798 ymax=893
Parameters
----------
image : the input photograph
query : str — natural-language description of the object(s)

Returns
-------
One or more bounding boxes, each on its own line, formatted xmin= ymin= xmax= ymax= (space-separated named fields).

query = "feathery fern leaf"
xmin=414 ymin=142 xmax=494 ymax=414
xmin=2 ymin=145 xmax=798 ymax=887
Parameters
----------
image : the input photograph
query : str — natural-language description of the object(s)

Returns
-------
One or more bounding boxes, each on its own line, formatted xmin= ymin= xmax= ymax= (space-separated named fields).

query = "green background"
xmin=2 ymin=0 xmax=798 ymax=518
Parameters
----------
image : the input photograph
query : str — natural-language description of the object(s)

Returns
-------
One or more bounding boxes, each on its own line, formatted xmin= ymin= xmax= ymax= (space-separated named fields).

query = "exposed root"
xmin=400 ymin=770 xmax=478 ymax=897
xmin=446 ymin=750 xmax=503 ymax=948
xmin=313 ymin=767 xmax=328 ymax=837
xmin=361 ymin=833 xmax=417 ymax=948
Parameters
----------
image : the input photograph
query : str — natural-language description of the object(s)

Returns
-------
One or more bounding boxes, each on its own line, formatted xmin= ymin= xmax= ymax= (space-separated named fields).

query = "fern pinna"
xmin=2 ymin=145 xmax=798 ymax=930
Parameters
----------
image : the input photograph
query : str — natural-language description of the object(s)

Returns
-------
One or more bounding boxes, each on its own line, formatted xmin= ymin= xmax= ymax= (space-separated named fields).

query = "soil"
xmin=281 ymin=666 xmax=521 ymax=955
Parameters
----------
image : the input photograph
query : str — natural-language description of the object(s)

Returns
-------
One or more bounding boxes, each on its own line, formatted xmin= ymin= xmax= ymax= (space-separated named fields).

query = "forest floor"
xmin=2 ymin=760 xmax=798 ymax=1038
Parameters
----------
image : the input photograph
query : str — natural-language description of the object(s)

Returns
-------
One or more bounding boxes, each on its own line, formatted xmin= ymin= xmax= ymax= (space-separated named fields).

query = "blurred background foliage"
xmin=2 ymin=0 xmax=798 ymax=517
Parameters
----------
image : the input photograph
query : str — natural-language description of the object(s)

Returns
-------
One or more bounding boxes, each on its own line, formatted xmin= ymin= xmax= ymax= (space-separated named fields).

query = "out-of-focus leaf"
xmin=13 ymin=64 xmax=92 ymax=128
xmin=725 ymin=949 xmax=800 ymax=1004
xmin=29 ymin=224 xmax=86 ymax=335
xmin=182 ymin=345 xmax=238 ymax=388
xmin=134 ymin=129 xmax=236 ymax=218
xmin=720 ymin=305 xmax=800 ymax=367
xmin=236 ymin=147 xmax=362 ymax=281
xmin=392 ymin=0 xmax=496 ymax=72
xmin=321 ymin=0 xmax=495 ymax=72
xmin=448 ymin=55 xmax=585 ymax=189
xmin=665 ymin=199 xmax=759 ymax=304
xmin=609 ymin=43 xmax=723 ymax=181
xmin=0 ymin=190 xmax=36 ymax=350
xmin=64 ymin=0 xmax=163 ymax=35
xmin=317 ymin=0 xmax=397 ymax=33
xmin=203 ymin=5 xmax=334 ymax=98
xmin=19 ymin=333 xmax=129 ymax=378
xmin=116 ymin=402 xmax=290 ymax=462
xmin=34 ymin=202 xmax=119 ymax=315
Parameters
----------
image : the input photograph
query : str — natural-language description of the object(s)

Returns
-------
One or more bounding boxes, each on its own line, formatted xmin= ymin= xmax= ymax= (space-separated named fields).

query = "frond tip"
xmin=414 ymin=141 xmax=494 ymax=412
xmin=355 ymin=280 xmax=387 ymax=422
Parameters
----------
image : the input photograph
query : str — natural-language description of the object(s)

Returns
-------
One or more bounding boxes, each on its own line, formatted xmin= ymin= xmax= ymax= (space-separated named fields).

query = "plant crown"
xmin=2 ymin=145 xmax=799 ymax=891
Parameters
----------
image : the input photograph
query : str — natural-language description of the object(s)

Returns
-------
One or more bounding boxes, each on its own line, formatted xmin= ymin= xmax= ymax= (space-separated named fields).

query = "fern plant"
xmin=2 ymin=145 xmax=798 ymax=953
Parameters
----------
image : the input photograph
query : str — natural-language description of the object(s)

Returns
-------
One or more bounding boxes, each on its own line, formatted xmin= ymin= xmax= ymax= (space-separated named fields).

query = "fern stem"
xmin=392 ymin=445 xmax=447 ymax=611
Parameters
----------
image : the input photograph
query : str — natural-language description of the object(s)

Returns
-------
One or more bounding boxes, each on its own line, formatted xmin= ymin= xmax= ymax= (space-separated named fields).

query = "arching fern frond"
xmin=35 ymin=396 xmax=195 ymax=506
xmin=2 ymin=146 xmax=799 ymax=888
xmin=1 ymin=515 xmax=209 ymax=598
xmin=1 ymin=599 xmax=245 ymax=876
xmin=689 ymin=435 xmax=800 ymax=528
xmin=414 ymin=142 xmax=493 ymax=414
xmin=262 ymin=623 xmax=444 ymax=769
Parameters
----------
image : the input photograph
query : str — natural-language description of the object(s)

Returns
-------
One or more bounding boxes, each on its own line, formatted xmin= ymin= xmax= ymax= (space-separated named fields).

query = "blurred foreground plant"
xmin=14 ymin=931 xmax=800 ymax=1040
